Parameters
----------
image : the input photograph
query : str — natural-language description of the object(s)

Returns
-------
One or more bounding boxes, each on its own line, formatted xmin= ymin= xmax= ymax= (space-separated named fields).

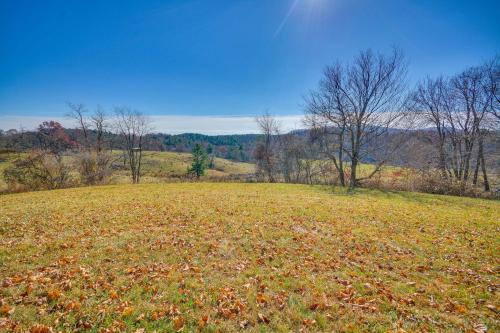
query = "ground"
xmin=0 ymin=183 xmax=498 ymax=332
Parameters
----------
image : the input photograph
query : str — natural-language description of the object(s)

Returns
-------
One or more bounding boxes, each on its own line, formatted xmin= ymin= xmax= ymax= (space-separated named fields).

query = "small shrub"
xmin=74 ymin=151 xmax=112 ymax=185
xmin=3 ymin=150 xmax=73 ymax=192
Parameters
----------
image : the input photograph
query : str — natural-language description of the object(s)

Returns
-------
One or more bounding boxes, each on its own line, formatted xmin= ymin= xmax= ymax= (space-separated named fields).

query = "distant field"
xmin=0 ymin=183 xmax=498 ymax=332
xmin=0 ymin=151 xmax=255 ymax=191
xmin=109 ymin=151 xmax=255 ymax=184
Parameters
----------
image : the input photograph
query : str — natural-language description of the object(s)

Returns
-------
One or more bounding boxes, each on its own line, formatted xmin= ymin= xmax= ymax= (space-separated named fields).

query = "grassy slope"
xmin=0 ymin=151 xmax=255 ymax=190
xmin=0 ymin=183 xmax=498 ymax=332
xmin=110 ymin=151 xmax=255 ymax=184
xmin=136 ymin=151 xmax=255 ymax=177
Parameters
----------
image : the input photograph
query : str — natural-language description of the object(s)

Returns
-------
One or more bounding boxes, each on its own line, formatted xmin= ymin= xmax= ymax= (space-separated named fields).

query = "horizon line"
xmin=0 ymin=114 xmax=306 ymax=135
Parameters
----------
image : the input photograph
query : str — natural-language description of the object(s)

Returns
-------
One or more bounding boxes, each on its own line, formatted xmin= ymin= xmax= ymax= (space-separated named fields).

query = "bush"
xmin=74 ymin=151 xmax=112 ymax=185
xmin=409 ymin=171 xmax=485 ymax=197
xmin=3 ymin=150 xmax=72 ymax=192
xmin=361 ymin=169 xmax=488 ymax=198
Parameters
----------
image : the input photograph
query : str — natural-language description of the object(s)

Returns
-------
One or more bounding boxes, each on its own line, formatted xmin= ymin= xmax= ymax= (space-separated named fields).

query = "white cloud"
xmin=0 ymin=115 xmax=305 ymax=135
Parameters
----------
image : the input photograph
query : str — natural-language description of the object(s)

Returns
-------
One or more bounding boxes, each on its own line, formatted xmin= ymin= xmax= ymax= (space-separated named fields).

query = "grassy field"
xmin=109 ymin=151 xmax=255 ymax=184
xmin=0 ymin=151 xmax=255 ymax=191
xmin=0 ymin=183 xmax=498 ymax=332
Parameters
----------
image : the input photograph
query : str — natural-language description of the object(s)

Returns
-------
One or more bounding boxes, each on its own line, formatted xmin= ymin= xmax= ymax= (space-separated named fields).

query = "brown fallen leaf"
xmin=31 ymin=324 xmax=52 ymax=333
xmin=64 ymin=301 xmax=81 ymax=312
xmin=173 ymin=315 xmax=185 ymax=329
xmin=109 ymin=290 xmax=119 ymax=300
xmin=256 ymin=293 xmax=268 ymax=306
xmin=0 ymin=304 xmax=14 ymax=316
xmin=47 ymin=289 xmax=61 ymax=301
xmin=302 ymin=318 xmax=316 ymax=327
xmin=258 ymin=313 xmax=270 ymax=324
xmin=198 ymin=315 xmax=209 ymax=328
xmin=453 ymin=303 xmax=467 ymax=314
xmin=309 ymin=303 xmax=320 ymax=310
xmin=121 ymin=306 xmax=134 ymax=316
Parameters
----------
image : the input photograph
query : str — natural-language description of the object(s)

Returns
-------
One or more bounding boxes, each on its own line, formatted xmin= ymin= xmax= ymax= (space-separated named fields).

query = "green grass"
xmin=0 ymin=183 xmax=498 ymax=332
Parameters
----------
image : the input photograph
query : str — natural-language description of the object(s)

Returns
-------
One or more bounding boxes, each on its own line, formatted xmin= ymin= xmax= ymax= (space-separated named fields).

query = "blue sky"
xmin=0 ymin=0 xmax=499 ymax=133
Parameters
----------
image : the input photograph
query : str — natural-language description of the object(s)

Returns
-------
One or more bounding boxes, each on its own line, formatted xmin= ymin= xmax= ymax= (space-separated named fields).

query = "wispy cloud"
xmin=0 ymin=115 xmax=305 ymax=135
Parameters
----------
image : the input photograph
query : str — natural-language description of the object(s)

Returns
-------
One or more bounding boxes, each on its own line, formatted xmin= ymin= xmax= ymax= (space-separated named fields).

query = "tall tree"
xmin=450 ymin=65 xmax=493 ymax=190
xmin=410 ymin=76 xmax=451 ymax=177
xmin=255 ymin=112 xmax=280 ymax=182
xmin=306 ymin=49 xmax=409 ymax=188
xmin=114 ymin=107 xmax=151 ymax=184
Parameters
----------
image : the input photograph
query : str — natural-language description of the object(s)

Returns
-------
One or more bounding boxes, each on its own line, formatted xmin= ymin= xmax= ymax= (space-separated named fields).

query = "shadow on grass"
xmin=313 ymin=184 xmax=483 ymax=206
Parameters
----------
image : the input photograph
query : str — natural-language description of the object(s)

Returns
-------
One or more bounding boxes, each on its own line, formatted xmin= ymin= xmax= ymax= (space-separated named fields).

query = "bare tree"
xmin=305 ymin=49 xmax=409 ymax=188
xmin=409 ymin=59 xmax=498 ymax=192
xmin=410 ymin=76 xmax=451 ymax=177
xmin=68 ymin=104 xmax=112 ymax=185
xmin=485 ymin=56 xmax=500 ymax=121
xmin=305 ymin=92 xmax=347 ymax=186
xmin=91 ymin=106 xmax=107 ymax=154
xmin=278 ymin=133 xmax=306 ymax=183
xmin=67 ymin=102 xmax=90 ymax=148
xmin=450 ymin=65 xmax=493 ymax=190
xmin=255 ymin=112 xmax=280 ymax=182
xmin=114 ymin=107 xmax=151 ymax=184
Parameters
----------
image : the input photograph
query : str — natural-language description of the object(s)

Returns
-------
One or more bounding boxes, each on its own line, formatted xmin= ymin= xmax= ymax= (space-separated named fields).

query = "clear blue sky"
xmin=1 ymin=0 xmax=499 ymax=124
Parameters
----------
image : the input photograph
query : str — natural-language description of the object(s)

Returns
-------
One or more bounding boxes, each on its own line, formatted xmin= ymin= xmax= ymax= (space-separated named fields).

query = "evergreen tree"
xmin=188 ymin=143 xmax=208 ymax=178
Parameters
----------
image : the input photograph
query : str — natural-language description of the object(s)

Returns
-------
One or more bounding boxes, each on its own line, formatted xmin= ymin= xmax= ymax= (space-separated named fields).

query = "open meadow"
xmin=0 ymin=183 xmax=498 ymax=332
xmin=0 ymin=151 xmax=255 ymax=192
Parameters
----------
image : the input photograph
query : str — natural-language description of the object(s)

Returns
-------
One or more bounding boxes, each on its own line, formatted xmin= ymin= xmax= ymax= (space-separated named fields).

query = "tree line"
xmin=254 ymin=49 xmax=499 ymax=195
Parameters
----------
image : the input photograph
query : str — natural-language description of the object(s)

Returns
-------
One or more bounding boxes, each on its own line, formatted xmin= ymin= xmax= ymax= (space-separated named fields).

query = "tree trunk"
xmin=349 ymin=157 xmax=358 ymax=189
xmin=438 ymin=140 xmax=447 ymax=178
xmin=472 ymin=151 xmax=480 ymax=185
xmin=338 ymin=133 xmax=345 ymax=186
xmin=478 ymin=136 xmax=490 ymax=191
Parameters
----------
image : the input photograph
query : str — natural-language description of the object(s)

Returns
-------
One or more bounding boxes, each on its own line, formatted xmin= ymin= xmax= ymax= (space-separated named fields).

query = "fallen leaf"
xmin=198 ymin=315 xmax=209 ymax=328
xmin=109 ymin=290 xmax=119 ymax=300
xmin=47 ymin=289 xmax=61 ymax=301
xmin=258 ymin=313 xmax=270 ymax=324
xmin=173 ymin=315 xmax=185 ymax=329
xmin=122 ymin=306 xmax=134 ymax=316
xmin=0 ymin=304 xmax=14 ymax=316
xmin=31 ymin=324 xmax=52 ymax=333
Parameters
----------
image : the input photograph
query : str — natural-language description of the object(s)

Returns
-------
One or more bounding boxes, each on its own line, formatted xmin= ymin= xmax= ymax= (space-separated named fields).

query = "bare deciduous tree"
xmin=305 ymin=94 xmax=347 ymax=186
xmin=485 ymin=56 xmax=500 ymax=121
xmin=114 ymin=107 xmax=151 ymax=184
xmin=68 ymin=103 xmax=112 ymax=185
xmin=450 ymin=65 xmax=493 ymax=190
xmin=255 ymin=112 xmax=280 ymax=182
xmin=409 ymin=58 xmax=498 ymax=192
xmin=410 ymin=76 xmax=450 ymax=177
xmin=306 ymin=49 xmax=409 ymax=188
